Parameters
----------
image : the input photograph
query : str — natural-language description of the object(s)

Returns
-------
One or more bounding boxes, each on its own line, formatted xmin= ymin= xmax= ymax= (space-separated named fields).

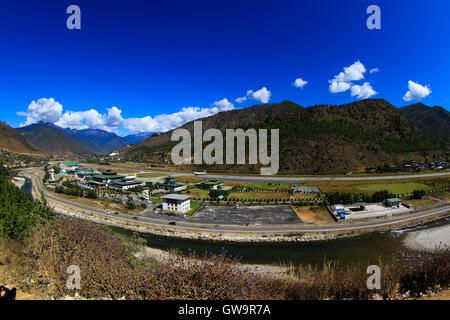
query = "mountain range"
xmin=122 ymin=132 xmax=155 ymax=145
xmin=121 ymin=99 xmax=450 ymax=174
xmin=1 ymin=100 xmax=448 ymax=172
xmin=15 ymin=123 xmax=152 ymax=155
xmin=399 ymin=103 xmax=450 ymax=141
xmin=0 ymin=121 xmax=43 ymax=156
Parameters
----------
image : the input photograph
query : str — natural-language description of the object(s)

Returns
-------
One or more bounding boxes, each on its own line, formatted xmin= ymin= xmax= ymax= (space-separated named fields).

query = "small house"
xmin=384 ymin=198 xmax=403 ymax=208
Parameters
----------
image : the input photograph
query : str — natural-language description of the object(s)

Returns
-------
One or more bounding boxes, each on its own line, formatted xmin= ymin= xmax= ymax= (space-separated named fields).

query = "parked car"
xmin=168 ymin=221 xmax=176 ymax=225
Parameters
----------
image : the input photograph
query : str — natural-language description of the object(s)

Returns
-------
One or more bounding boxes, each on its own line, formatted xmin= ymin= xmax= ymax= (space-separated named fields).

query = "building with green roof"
xmin=158 ymin=176 xmax=184 ymax=192
xmin=384 ymin=198 xmax=403 ymax=208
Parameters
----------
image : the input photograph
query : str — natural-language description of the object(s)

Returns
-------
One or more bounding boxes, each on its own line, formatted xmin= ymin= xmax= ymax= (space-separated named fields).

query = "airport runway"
xmin=82 ymin=164 xmax=450 ymax=183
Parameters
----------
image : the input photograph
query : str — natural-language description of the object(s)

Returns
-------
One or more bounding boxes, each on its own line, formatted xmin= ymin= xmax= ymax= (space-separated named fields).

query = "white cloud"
xmin=335 ymin=61 xmax=366 ymax=82
xmin=123 ymin=104 xmax=235 ymax=133
xmin=329 ymin=61 xmax=367 ymax=94
xmin=402 ymin=81 xmax=431 ymax=102
xmin=329 ymin=79 xmax=352 ymax=93
xmin=212 ymin=98 xmax=234 ymax=109
xmin=17 ymin=98 xmax=63 ymax=126
xmin=350 ymin=82 xmax=378 ymax=99
xmin=18 ymin=97 xmax=237 ymax=135
xmin=235 ymin=90 xmax=254 ymax=104
xmin=328 ymin=61 xmax=379 ymax=99
xmin=251 ymin=87 xmax=271 ymax=103
xmin=54 ymin=107 xmax=125 ymax=132
xmin=235 ymin=96 xmax=247 ymax=103
xmin=293 ymin=78 xmax=308 ymax=89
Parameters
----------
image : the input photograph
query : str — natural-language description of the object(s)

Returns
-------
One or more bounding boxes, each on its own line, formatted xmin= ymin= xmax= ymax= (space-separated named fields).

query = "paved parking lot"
xmin=190 ymin=205 xmax=302 ymax=226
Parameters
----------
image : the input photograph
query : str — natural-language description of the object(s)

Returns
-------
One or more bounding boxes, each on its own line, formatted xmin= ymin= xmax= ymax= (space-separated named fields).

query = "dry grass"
xmin=12 ymin=217 xmax=270 ymax=300
xmin=2 ymin=216 xmax=449 ymax=300
xmin=290 ymin=193 xmax=319 ymax=201
xmin=405 ymin=198 xmax=439 ymax=207
xmin=293 ymin=206 xmax=333 ymax=223
xmin=228 ymin=192 xmax=290 ymax=201
xmin=46 ymin=189 xmax=141 ymax=214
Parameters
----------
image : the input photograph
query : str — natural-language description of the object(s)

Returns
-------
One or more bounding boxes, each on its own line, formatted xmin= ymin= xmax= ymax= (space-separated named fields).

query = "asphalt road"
xmin=29 ymin=172 xmax=450 ymax=234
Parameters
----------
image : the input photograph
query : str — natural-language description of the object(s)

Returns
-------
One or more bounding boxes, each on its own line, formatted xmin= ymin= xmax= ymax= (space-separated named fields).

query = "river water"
xmin=112 ymin=216 xmax=450 ymax=267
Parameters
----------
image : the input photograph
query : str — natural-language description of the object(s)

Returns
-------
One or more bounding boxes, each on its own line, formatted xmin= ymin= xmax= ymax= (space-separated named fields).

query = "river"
xmin=112 ymin=216 xmax=449 ymax=267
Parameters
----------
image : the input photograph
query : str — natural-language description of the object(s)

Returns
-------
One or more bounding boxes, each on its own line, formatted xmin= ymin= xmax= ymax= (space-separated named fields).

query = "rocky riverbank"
xmin=404 ymin=224 xmax=450 ymax=252
xmin=50 ymin=202 xmax=342 ymax=242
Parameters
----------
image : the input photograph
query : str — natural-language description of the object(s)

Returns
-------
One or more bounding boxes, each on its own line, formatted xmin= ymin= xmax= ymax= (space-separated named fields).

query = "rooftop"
xmin=62 ymin=162 xmax=79 ymax=166
xmin=386 ymin=198 xmax=403 ymax=203
xmin=161 ymin=194 xmax=191 ymax=201
xmin=92 ymin=174 xmax=125 ymax=180
xmin=109 ymin=179 xmax=143 ymax=186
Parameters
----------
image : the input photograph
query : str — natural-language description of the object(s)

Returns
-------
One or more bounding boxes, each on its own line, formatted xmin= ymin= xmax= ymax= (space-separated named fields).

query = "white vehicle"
xmin=194 ymin=170 xmax=207 ymax=176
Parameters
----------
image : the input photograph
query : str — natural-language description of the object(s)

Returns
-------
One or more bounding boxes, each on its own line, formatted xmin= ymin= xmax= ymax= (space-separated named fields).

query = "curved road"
xmin=29 ymin=172 xmax=450 ymax=234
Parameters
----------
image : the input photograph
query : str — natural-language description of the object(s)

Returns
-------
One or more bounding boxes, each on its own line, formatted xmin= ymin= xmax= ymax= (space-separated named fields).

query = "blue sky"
xmin=0 ymin=0 xmax=448 ymax=135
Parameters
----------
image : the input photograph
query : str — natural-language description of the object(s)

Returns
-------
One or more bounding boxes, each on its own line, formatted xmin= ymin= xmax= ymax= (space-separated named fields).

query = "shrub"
xmin=126 ymin=197 xmax=136 ymax=210
xmin=411 ymin=189 xmax=426 ymax=200
xmin=85 ymin=189 xmax=98 ymax=199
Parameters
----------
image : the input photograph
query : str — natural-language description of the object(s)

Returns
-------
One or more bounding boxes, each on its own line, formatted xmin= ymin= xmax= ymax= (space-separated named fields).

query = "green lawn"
xmin=183 ymin=188 xmax=210 ymax=198
xmin=244 ymin=182 xmax=292 ymax=191
xmin=355 ymin=182 xmax=432 ymax=194
xmin=186 ymin=201 xmax=202 ymax=216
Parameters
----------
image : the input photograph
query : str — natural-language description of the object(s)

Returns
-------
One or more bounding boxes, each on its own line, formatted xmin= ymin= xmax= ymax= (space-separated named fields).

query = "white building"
xmin=49 ymin=168 xmax=55 ymax=182
xmin=161 ymin=194 xmax=191 ymax=213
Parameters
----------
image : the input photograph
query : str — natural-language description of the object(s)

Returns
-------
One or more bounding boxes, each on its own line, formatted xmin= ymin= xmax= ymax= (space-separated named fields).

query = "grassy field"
xmin=228 ymin=192 xmax=290 ymax=200
xmin=185 ymin=201 xmax=202 ymax=216
xmin=296 ymin=177 xmax=450 ymax=194
xmin=404 ymin=198 xmax=439 ymax=208
xmin=174 ymin=176 xmax=205 ymax=183
xmin=136 ymin=173 xmax=166 ymax=178
xmin=356 ymin=182 xmax=433 ymax=194
xmin=46 ymin=188 xmax=142 ymax=214
xmin=184 ymin=188 xmax=210 ymax=199
xmin=244 ymin=182 xmax=292 ymax=191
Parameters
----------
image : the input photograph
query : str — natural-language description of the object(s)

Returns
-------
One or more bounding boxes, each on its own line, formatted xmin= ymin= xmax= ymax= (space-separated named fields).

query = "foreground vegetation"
xmin=2 ymin=215 xmax=448 ymax=300
xmin=1 ymin=164 xmax=449 ymax=300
